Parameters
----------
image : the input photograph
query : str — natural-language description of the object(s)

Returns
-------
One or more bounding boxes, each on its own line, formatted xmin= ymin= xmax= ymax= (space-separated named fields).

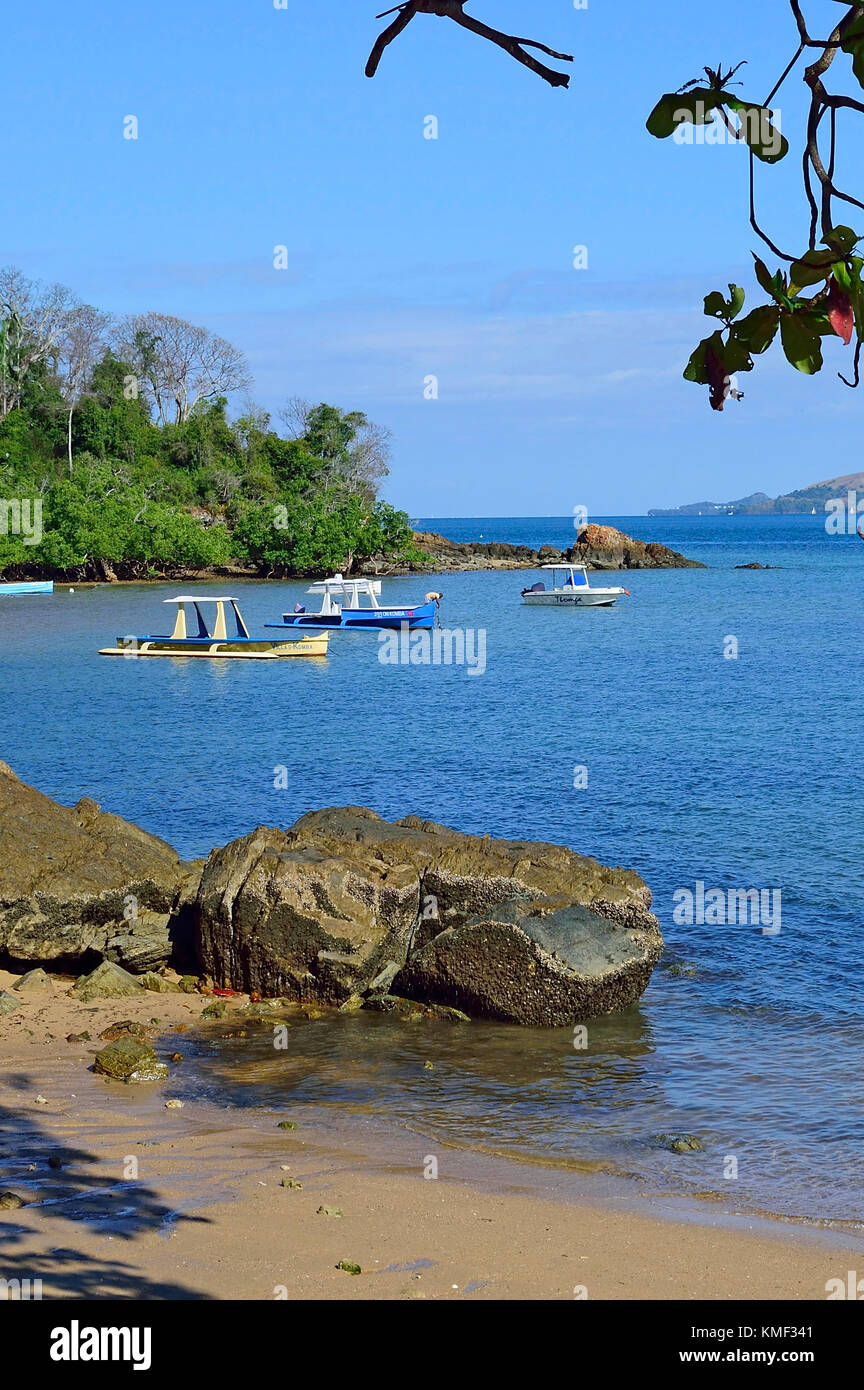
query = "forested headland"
xmin=0 ymin=268 xmax=420 ymax=581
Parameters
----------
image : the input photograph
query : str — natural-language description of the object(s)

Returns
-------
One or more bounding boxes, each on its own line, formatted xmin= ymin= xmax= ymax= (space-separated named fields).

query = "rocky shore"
xmin=398 ymin=524 xmax=705 ymax=576
xmin=0 ymin=764 xmax=663 ymax=1031
xmin=3 ymin=525 xmax=703 ymax=586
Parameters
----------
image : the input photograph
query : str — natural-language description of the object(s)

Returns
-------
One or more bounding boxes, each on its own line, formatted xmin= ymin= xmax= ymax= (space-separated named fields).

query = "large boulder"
xmin=0 ymin=763 xmax=199 ymax=971
xmin=195 ymin=808 xmax=663 ymax=1023
xmin=569 ymin=524 xmax=705 ymax=571
xmin=395 ymin=898 xmax=661 ymax=1026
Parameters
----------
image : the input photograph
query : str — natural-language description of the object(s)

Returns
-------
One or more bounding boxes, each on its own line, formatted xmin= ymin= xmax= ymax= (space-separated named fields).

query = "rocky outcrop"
xmin=194 ymin=808 xmax=663 ymax=1025
xmin=376 ymin=525 xmax=703 ymax=574
xmin=0 ymin=763 xmax=199 ymax=971
xmin=569 ymin=525 xmax=705 ymax=571
xmin=0 ymin=765 xmax=665 ymax=1028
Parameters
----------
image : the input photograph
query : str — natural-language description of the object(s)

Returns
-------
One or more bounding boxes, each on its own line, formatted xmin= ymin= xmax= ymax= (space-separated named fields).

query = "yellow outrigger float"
xmin=99 ymin=596 xmax=330 ymax=660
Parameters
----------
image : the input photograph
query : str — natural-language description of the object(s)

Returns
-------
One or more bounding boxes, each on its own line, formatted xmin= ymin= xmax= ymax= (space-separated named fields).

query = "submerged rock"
xmin=658 ymin=1133 xmax=704 ymax=1154
xmin=0 ymin=762 xmax=199 ymax=971
xmin=93 ymin=1037 xmax=168 ymax=1083
xmin=71 ymin=961 xmax=145 ymax=1002
xmin=363 ymin=994 xmax=470 ymax=1023
xmin=195 ymin=808 xmax=661 ymax=1025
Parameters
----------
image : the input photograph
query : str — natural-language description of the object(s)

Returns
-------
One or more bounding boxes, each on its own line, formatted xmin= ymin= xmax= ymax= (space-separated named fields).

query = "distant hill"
xmin=649 ymin=473 xmax=864 ymax=517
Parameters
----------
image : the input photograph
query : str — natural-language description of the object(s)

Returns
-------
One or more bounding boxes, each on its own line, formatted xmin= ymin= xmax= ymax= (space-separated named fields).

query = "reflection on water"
xmin=179 ymin=1000 xmax=864 ymax=1225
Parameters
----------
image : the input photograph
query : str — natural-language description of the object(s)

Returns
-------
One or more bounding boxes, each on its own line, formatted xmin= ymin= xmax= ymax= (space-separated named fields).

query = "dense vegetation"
xmin=0 ymin=274 xmax=419 ymax=581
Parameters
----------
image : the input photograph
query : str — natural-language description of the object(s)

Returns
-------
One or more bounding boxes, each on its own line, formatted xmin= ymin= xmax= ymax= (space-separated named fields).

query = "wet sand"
xmin=1 ymin=969 xmax=861 ymax=1301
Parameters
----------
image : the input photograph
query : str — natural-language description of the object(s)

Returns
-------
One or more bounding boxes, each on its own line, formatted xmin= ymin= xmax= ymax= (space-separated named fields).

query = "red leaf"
xmin=827 ymin=279 xmax=854 ymax=345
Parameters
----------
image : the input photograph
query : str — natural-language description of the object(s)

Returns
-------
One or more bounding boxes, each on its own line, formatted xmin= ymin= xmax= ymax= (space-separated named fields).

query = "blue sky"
xmin=1 ymin=1 xmax=860 ymax=514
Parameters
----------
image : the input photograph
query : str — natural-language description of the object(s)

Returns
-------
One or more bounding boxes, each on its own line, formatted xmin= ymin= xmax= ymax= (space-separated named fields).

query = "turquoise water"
xmin=2 ymin=514 xmax=863 ymax=1222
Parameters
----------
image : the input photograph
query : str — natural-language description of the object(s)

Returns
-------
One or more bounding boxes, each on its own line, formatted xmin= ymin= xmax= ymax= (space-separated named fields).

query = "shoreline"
xmin=0 ymin=524 xmax=706 ymax=587
xmin=2 ymin=972 xmax=862 ymax=1300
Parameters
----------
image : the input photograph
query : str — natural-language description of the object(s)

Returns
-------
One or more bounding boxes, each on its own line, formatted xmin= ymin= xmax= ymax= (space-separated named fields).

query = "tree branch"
xmin=366 ymin=1 xmax=573 ymax=87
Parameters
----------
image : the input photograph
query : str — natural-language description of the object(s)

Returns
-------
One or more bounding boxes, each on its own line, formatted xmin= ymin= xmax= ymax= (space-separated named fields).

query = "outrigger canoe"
xmin=99 ymin=596 xmax=330 ymax=659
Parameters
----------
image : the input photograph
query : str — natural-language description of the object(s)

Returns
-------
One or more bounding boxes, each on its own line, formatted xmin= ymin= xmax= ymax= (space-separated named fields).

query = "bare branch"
xmin=367 ymin=1 xmax=573 ymax=87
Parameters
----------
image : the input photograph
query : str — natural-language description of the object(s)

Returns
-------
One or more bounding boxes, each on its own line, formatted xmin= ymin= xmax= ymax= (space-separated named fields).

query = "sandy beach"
xmin=1 ymin=970 xmax=861 ymax=1303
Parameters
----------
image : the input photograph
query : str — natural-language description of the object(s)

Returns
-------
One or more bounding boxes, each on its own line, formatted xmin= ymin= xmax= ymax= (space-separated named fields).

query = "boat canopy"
xmin=539 ymin=564 xmax=589 ymax=588
xmin=163 ymin=596 xmax=250 ymax=641
xmin=303 ymin=574 xmax=383 ymax=613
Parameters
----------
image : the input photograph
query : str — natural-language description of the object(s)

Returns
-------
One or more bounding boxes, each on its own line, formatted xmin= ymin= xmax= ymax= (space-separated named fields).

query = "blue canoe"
xmin=0 ymin=581 xmax=54 ymax=596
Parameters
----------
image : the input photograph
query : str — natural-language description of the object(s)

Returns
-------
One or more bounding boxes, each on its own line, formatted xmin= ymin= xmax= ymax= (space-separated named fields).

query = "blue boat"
xmin=0 ymin=581 xmax=54 ymax=596
xmin=266 ymin=575 xmax=441 ymax=633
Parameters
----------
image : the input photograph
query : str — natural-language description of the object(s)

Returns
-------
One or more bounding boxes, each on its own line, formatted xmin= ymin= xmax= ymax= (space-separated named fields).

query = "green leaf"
xmin=704 ymin=291 xmax=729 ymax=319
xmin=780 ymin=314 xmax=823 ymax=374
xmin=822 ymin=226 xmax=861 ymax=255
xmin=841 ymin=18 xmax=864 ymax=90
xmin=753 ymin=256 xmax=778 ymax=298
xmin=734 ymin=305 xmax=780 ymax=354
xmin=646 ymin=90 xmax=723 ymax=138
xmin=722 ymin=335 xmax=755 ymax=375
xmin=789 ymin=250 xmax=834 ymax=292
xmin=683 ymin=333 xmax=721 ymax=385
xmin=728 ymin=284 xmax=746 ymax=320
xmin=724 ymin=98 xmax=789 ymax=163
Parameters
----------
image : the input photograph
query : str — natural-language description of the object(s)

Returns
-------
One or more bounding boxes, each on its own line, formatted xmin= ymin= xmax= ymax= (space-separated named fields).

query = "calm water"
xmin=2 ymin=514 xmax=863 ymax=1222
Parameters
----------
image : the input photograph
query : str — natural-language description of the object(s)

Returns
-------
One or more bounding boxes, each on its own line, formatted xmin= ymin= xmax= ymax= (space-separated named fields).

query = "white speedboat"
xmin=521 ymin=564 xmax=630 ymax=608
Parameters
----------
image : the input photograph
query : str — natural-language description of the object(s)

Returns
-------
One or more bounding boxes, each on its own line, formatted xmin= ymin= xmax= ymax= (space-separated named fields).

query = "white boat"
xmin=521 ymin=564 xmax=630 ymax=608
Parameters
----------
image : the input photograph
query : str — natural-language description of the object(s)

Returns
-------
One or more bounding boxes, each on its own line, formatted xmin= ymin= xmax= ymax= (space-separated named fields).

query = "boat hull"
xmin=99 ymin=634 xmax=330 ymax=659
xmin=267 ymin=599 xmax=438 ymax=632
xmin=522 ymin=591 xmax=624 ymax=608
xmin=0 ymin=581 xmax=54 ymax=596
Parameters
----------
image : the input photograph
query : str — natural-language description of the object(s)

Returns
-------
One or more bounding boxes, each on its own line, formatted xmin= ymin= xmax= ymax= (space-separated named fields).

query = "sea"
xmin=2 ymin=513 xmax=863 ymax=1226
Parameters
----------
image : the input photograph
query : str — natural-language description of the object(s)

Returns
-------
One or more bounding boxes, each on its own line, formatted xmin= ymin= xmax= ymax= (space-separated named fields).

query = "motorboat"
xmin=99 ymin=596 xmax=330 ymax=659
xmin=521 ymin=564 xmax=630 ymax=608
xmin=266 ymin=574 xmax=441 ymax=633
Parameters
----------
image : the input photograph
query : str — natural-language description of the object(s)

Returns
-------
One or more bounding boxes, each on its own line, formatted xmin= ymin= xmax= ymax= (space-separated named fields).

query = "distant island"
xmin=648 ymin=472 xmax=864 ymax=517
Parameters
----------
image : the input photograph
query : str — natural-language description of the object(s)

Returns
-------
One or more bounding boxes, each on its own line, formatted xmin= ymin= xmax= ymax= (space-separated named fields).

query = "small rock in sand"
xmin=14 ymin=968 xmax=52 ymax=993
xmin=98 ymin=1020 xmax=151 ymax=1042
xmin=164 ymin=1099 xmax=184 ymax=1109
xmin=316 ymin=1205 xmax=342 ymax=1218
xmin=0 ymin=991 xmax=22 ymax=1016
xmin=93 ymin=1037 xmax=168 ymax=1083
xmin=0 ymin=1191 xmax=28 ymax=1210
xmin=72 ymin=961 xmax=145 ymax=1002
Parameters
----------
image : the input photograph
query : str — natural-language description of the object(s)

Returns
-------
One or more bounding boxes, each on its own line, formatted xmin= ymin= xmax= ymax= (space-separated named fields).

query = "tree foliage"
xmin=0 ymin=269 xmax=418 ymax=581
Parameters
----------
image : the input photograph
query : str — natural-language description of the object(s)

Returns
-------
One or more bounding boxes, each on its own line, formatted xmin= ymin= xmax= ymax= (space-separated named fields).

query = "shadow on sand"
xmin=0 ymin=1083 xmax=212 ymax=1300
